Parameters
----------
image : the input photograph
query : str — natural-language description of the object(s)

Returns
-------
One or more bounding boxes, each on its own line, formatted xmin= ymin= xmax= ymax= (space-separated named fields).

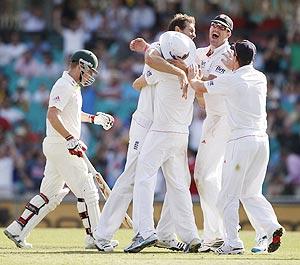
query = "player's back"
xmin=151 ymin=72 xmax=195 ymax=134
xmin=224 ymin=65 xmax=267 ymax=136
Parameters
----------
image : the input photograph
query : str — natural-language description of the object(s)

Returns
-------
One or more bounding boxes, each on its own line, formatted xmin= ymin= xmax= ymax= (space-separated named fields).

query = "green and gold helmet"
xmin=71 ymin=49 xmax=99 ymax=86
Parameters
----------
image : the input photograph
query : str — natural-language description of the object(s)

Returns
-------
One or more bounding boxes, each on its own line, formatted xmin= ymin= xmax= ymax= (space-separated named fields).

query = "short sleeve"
xmin=195 ymin=47 xmax=208 ymax=66
xmin=204 ymin=74 xmax=231 ymax=95
xmin=148 ymin=41 xmax=161 ymax=55
xmin=49 ymin=82 xmax=72 ymax=111
xmin=144 ymin=68 xmax=158 ymax=85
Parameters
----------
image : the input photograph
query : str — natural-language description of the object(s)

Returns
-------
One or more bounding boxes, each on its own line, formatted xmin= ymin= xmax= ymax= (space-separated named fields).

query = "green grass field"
xmin=0 ymin=228 xmax=299 ymax=265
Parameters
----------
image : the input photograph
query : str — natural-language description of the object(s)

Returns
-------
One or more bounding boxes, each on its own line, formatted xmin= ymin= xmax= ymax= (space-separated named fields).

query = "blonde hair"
xmin=168 ymin=13 xmax=195 ymax=31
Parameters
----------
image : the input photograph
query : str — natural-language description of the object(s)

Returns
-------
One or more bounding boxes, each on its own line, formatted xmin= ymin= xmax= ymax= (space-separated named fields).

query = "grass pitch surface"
xmin=0 ymin=228 xmax=299 ymax=265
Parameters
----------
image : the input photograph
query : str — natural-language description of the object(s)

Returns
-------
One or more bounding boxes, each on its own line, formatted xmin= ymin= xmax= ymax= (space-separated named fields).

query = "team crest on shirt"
xmin=215 ymin=65 xmax=225 ymax=74
xmin=133 ymin=141 xmax=139 ymax=150
xmin=53 ymin=96 xmax=60 ymax=103
xmin=208 ymin=80 xmax=214 ymax=86
xmin=146 ymin=70 xmax=152 ymax=77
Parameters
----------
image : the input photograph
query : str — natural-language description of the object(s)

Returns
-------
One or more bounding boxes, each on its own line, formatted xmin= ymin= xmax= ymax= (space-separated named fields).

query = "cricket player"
xmin=187 ymin=40 xmax=284 ymax=254
xmin=4 ymin=50 xmax=115 ymax=249
xmin=131 ymin=13 xmax=266 ymax=253
xmin=125 ymin=31 xmax=201 ymax=253
xmin=195 ymin=14 xmax=267 ymax=253
xmin=94 ymin=14 xmax=196 ymax=253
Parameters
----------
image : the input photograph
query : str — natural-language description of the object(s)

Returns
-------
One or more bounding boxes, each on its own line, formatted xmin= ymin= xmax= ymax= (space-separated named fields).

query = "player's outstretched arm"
xmin=81 ymin=111 xmax=114 ymax=130
xmin=145 ymin=48 xmax=188 ymax=93
xmin=129 ymin=38 xmax=150 ymax=53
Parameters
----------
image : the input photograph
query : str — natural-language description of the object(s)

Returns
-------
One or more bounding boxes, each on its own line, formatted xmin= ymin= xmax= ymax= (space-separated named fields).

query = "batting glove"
xmin=65 ymin=135 xmax=87 ymax=157
xmin=90 ymin=112 xmax=114 ymax=130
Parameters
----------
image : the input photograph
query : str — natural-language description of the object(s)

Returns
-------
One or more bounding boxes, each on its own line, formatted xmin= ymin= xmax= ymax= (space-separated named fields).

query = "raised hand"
xmin=221 ymin=50 xmax=235 ymax=70
xmin=129 ymin=38 xmax=148 ymax=53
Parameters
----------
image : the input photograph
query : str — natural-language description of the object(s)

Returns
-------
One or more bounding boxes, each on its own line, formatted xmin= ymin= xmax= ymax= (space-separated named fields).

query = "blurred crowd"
xmin=0 ymin=0 xmax=300 ymax=199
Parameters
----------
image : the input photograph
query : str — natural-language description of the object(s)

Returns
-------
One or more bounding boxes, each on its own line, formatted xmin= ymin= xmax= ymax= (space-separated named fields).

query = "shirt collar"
xmin=207 ymin=41 xmax=230 ymax=57
xmin=62 ymin=71 xmax=80 ymax=88
xmin=234 ymin=64 xmax=254 ymax=73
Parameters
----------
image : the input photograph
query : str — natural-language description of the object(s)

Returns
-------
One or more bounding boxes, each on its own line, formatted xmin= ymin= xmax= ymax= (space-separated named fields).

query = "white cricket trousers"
xmin=217 ymin=134 xmax=281 ymax=248
xmin=194 ymin=114 xmax=230 ymax=241
xmin=95 ymin=118 xmax=184 ymax=240
xmin=42 ymin=138 xmax=91 ymax=200
xmin=133 ymin=131 xmax=199 ymax=243
xmin=42 ymin=137 xmax=100 ymax=233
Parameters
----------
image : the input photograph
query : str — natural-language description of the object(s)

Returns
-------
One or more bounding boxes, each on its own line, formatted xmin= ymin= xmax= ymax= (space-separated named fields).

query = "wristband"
xmin=144 ymin=44 xmax=149 ymax=52
xmin=89 ymin=114 xmax=95 ymax=124
xmin=65 ymin=135 xmax=74 ymax=141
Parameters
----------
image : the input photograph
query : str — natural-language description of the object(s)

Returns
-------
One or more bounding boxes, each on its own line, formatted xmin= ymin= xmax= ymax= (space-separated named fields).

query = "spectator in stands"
xmin=38 ymin=52 xmax=62 ymax=78
xmin=0 ymin=99 xmax=25 ymax=125
xmin=130 ymin=0 xmax=156 ymax=33
xmin=78 ymin=1 xmax=103 ymax=33
xmin=20 ymin=6 xmax=46 ymax=32
xmin=62 ymin=17 xmax=88 ymax=57
xmin=32 ymin=84 xmax=50 ymax=107
xmin=14 ymin=50 xmax=40 ymax=78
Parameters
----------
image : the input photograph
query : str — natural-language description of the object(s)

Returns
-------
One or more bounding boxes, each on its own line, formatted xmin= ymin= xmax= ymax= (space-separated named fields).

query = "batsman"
xmin=4 ymin=50 xmax=115 ymax=249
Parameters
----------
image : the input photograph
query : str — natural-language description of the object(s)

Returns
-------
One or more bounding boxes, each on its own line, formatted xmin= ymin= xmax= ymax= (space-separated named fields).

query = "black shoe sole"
xmin=125 ymin=239 xmax=158 ymax=253
xmin=268 ymin=228 xmax=283 ymax=253
xmin=3 ymin=230 xmax=22 ymax=248
xmin=185 ymin=242 xmax=202 ymax=253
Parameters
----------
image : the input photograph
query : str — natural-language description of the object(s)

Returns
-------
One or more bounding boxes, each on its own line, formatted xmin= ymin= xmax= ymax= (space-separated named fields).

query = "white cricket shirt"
xmin=46 ymin=71 xmax=82 ymax=141
xmin=145 ymin=68 xmax=195 ymax=134
xmin=204 ymin=64 xmax=267 ymax=138
xmin=132 ymin=42 xmax=159 ymax=129
xmin=196 ymin=41 xmax=231 ymax=116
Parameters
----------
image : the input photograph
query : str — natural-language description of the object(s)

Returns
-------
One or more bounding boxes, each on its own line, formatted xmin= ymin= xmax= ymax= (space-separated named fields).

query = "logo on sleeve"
xmin=53 ymin=96 xmax=60 ymax=103
xmin=215 ymin=65 xmax=225 ymax=74
xmin=146 ymin=70 xmax=152 ymax=77
xmin=133 ymin=141 xmax=139 ymax=150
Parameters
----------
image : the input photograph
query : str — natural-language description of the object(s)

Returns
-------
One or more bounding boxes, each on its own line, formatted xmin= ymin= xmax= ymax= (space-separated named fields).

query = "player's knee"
xmin=48 ymin=188 xmax=70 ymax=211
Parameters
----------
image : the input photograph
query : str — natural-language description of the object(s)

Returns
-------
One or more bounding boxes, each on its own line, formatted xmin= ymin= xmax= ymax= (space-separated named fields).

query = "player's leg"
xmin=94 ymin=120 xmax=150 ymax=244
xmin=125 ymin=131 xmax=168 ymax=253
xmin=162 ymin=134 xmax=201 ymax=253
xmin=195 ymin=115 xmax=229 ymax=250
xmin=215 ymin=139 xmax=248 ymax=254
xmin=47 ymin=142 xmax=102 ymax=249
xmin=240 ymin=136 xmax=283 ymax=253
xmin=154 ymin=162 xmax=191 ymax=251
xmin=4 ymin=158 xmax=68 ymax=248
xmin=244 ymin=205 xmax=268 ymax=254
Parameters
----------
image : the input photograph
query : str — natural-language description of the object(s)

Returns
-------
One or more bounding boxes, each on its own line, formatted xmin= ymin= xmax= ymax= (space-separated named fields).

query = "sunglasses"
xmin=169 ymin=51 xmax=190 ymax=60
xmin=211 ymin=22 xmax=229 ymax=31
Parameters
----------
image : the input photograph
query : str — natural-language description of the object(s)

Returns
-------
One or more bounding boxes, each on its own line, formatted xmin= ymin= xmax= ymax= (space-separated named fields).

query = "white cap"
xmin=159 ymin=31 xmax=196 ymax=66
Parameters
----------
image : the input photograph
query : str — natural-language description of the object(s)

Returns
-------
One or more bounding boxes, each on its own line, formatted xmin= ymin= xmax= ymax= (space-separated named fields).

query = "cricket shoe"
xmin=124 ymin=233 xmax=158 ymax=253
xmin=94 ymin=238 xmax=119 ymax=252
xmin=251 ymin=235 xmax=267 ymax=254
xmin=155 ymin=238 xmax=186 ymax=252
xmin=184 ymin=238 xmax=202 ymax=253
xmin=267 ymin=227 xmax=284 ymax=253
xmin=215 ymin=243 xmax=244 ymax=255
xmin=85 ymin=235 xmax=119 ymax=250
xmin=198 ymin=238 xmax=224 ymax=253
xmin=4 ymin=221 xmax=32 ymax=249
